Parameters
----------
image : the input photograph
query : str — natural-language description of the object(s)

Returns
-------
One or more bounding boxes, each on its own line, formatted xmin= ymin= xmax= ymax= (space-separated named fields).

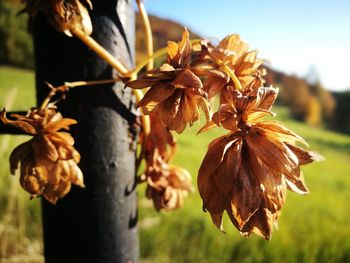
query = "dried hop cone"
xmin=127 ymin=30 xmax=210 ymax=133
xmin=203 ymin=34 xmax=265 ymax=100
xmin=0 ymin=107 xmax=84 ymax=204
xmin=146 ymin=163 xmax=194 ymax=211
xmin=23 ymin=0 xmax=93 ymax=36
xmin=198 ymin=86 xmax=323 ymax=239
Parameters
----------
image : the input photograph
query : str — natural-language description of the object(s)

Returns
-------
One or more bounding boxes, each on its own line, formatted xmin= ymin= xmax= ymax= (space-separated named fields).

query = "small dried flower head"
xmin=140 ymin=113 xmax=193 ymax=211
xmin=23 ymin=0 xmax=93 ymax=36
xmin=203 ymin=34 xmax=265 ymax=99
xmin=0 ymin=107 xmax=84 ymax=204
xmin=198 ymin=86 xmax=323 ymax=239
xmin=128 ymin=30 xmax=210 ymax=133
xmin=146 ymin=162 xmax=193 ymax=211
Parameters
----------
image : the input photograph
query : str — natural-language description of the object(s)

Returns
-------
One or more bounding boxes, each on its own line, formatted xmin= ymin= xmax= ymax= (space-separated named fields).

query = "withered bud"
xmin=22 ymin=0 xmax=93 ymax=36
xmin=0 ymin=107 xmax=84 ymax=204
xmin=146 ymin=165 xmax=193 ymax=211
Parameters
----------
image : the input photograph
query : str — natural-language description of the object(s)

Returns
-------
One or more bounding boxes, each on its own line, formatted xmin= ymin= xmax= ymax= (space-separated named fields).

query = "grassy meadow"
xmin=0 ymin=66 xmax=350 ymax=262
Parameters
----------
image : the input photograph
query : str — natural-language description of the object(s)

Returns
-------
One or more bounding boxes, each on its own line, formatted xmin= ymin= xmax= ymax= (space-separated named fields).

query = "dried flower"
xmin=140 ymin=114 xmax=193 ymax=210
xmin=128 ymin=30 xmax=210 ymax=133
xmin=0 ymin=107 xmax=84 ymax=204
xmin=22 ymin=0 xmax=93 ymax=36
xmin=203 ymin=34 xmax=265 ymax=99
xmin=146 ymin=163 xmax=193 ymax=211
xmin=198 ymin=86 xmax=323 ymax=239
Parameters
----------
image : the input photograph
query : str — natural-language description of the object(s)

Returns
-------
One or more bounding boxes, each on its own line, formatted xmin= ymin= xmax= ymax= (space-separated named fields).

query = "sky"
xmin=142 ymin=0 xmax=350 ymax=91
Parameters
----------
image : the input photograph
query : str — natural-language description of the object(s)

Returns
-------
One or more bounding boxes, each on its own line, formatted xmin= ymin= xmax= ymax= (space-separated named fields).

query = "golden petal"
xmin=0 ymin=110 xmax=37 ymax=135
xmin=68 ymin=160 xmax=85 ymax=187
xmin=179 ymin=29 xmax=191 ymax=66
xmin=57 ymin=178 xmax=72 ymax=198
xmin=32 ymin=135 xmax=59 ymax=162
xmin=49 ymin=131 xmax=75 ymax=146
xmin=9 ymin=141 xmax=31 ymax=175
xmin=167 ymin=41 xmax=179 ymax=60
xmin=218 ymin=34 xmax=249 ymax=57
xmin=44 ymin=118 xmax=77 ymax=132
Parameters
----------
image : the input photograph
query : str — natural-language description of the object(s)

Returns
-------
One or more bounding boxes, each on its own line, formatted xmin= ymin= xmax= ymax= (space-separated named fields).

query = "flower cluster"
xmin=198 ymin=87 xmax=322 ymax=239
xmin=0 ymin=107 xmax=83 ymax=204
xmin=128 ymin=30 xmax=210 ymax=133
xmin=129 ymin=31 xmax=322 ymax=239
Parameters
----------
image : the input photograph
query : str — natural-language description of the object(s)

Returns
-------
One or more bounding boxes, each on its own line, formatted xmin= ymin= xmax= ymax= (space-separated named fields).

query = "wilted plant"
xmin=0 ymin=0 xmax=323 ymax=240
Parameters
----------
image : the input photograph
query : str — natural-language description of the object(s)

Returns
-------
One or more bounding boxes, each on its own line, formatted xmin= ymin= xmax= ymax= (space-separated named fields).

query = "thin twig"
xmin=40 ymin=78 xmax=120 ymax=109
xmin=136 ymin=0 xmax=154 ymax=70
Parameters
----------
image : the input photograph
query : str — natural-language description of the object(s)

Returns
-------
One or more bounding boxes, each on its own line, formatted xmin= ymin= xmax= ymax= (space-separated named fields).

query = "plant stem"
xmin=136 ymin=0 xmax=154 ymax=70
xmin=71 ymin=28 xmax=129 ymax=76
xmin=39 ymin=79 xmax=120 ymax=109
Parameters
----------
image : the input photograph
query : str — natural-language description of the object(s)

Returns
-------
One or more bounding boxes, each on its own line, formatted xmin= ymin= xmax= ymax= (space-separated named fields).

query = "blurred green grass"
xmin=1 ymin=66 xmax=350 ymax=262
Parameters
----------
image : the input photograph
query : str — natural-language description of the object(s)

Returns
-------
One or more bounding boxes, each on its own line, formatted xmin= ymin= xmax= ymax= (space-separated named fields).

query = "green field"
xmin=1 ymin=66 xmax=350 ymax=262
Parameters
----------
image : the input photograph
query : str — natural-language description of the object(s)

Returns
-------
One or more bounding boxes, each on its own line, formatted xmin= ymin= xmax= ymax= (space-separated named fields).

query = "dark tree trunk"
xmin=33 ymin=1 xmax=138 ymax=262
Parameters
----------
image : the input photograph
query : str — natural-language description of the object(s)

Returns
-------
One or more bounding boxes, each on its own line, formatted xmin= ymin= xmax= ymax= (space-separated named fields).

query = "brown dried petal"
xmin=198 ymin=135 xmax=239 ymax=213
xmin=0 ymin=110 xmax=37 ymax=135
xmin=254 ymin=86 xmax=279 ymax=111
xmin=171 ymin=69 xmax=203 ymax=90
xmin=43 ymin=118 xmax=77 ymax=132
xmin=138 ymin=83 xmax=175 ymax=112
xmin=9 ymin=142 xmax=31 ymax=175
xmin=286 ymin=144 xmax=324 ymax=165
xmin=230 ymin=158 xmax=262 ymax=228
xmin=218 ymin=34 xmax=249 ymax=58
xmin=247 ymin=127 xmax=299 ymax=176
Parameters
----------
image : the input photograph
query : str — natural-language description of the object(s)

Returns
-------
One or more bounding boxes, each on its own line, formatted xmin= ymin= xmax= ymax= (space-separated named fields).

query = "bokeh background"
xmin=1 ymin=0 xmax=350 ymax=262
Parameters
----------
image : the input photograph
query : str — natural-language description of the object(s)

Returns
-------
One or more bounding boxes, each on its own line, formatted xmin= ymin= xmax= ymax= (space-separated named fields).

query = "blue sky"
xmin=142 ymin=0 xmax=350 ymax=91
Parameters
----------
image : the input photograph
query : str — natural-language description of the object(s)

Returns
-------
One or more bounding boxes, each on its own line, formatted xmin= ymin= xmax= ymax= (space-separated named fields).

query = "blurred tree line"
xmin=1 ymin=0 xmax=350 ymax=134
xmin=331 ymin=91 xmax=350 ymax=134
xmin=265 ymin=67 xmax=337 ymax=128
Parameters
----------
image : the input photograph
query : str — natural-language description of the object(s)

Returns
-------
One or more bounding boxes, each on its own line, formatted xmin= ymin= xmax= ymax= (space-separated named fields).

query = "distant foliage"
xmin=305 ymin=95 xmax=322 ymax=126
xmin=0 ymin=0 xmax=34 ymax=69
xmin=331 ymin=90 xmax=350 ymax=134
xmin=266 ymin=67 xmax=336 ymax=127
